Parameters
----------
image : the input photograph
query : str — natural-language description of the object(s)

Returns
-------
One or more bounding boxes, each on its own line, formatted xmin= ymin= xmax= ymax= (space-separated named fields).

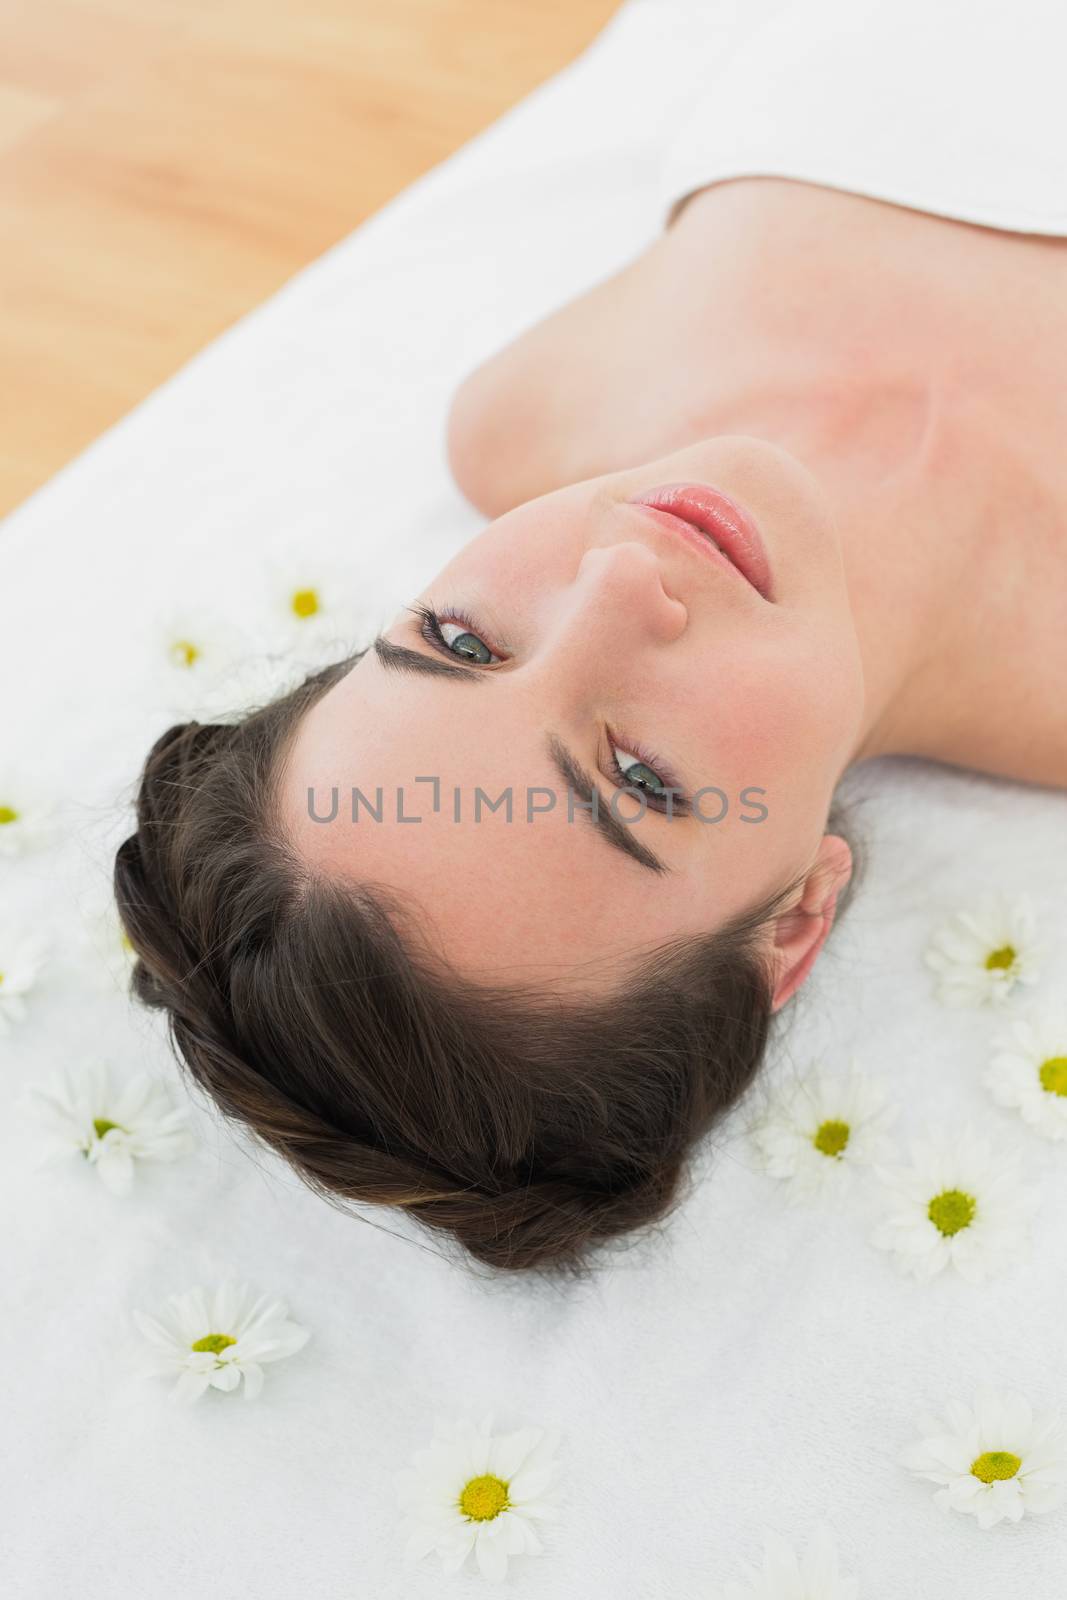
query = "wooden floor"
xmin=0 ymin=0 xmax=620 ymax=518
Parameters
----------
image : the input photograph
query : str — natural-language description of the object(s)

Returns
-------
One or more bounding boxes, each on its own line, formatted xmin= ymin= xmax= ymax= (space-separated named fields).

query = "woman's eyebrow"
xmin=546 ymin=734 xmax=670 ymax=876
xmin=371 ymin=634 xmax=668 ymax=874
xmin=372 ymin=633 xmax=487 ymax=682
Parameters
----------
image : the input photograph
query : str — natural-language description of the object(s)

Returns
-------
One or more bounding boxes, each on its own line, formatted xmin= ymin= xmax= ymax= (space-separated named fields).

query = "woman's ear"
xmin=768 ymin=834 xmax=853 ymax=1013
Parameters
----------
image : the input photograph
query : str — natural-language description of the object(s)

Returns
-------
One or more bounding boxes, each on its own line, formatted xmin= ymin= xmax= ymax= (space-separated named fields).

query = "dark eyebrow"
xmin=372 ymin=633 xmax=487 ymax=683
xmin=371 ymin=633 xmax=669 ymax=875
xmin=546 ymin=734 xmax=671 ymax=876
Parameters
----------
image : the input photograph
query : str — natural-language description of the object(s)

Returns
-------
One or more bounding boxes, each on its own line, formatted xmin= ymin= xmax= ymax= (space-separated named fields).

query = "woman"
xmin=115 ymin=0 xmax=1067 ymax=1276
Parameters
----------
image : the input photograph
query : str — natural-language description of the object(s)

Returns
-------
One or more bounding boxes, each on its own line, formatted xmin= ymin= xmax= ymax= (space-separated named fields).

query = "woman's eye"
xmin=437 ymin=622 xmax=501 ymax=665
xmin=612 ymin=746 xmax=668 ymax=796
xmin=413 ymin=603 xmax=505 ymax=664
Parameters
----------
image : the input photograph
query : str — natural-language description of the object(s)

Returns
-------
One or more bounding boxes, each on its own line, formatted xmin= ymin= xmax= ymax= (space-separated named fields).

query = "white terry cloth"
xmin=657 ymin=0 xmax=1067 ymax=235
xmin=2 ymin=2 xmax=1066 ymax=1596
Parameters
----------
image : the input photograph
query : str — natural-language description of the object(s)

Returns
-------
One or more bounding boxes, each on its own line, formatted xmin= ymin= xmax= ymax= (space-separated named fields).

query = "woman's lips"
xmin=625 ymin=482 xmax=774 ymax=601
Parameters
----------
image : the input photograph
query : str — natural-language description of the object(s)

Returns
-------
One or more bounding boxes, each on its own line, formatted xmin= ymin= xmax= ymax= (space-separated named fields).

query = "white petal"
xmin=171 ymin=1368 xmax=212 ymax=1405
xmin=209 ymin=1363 xmax=242 ymax=1393
xmin=473 ymin=1526 xmax=511 ymax=1584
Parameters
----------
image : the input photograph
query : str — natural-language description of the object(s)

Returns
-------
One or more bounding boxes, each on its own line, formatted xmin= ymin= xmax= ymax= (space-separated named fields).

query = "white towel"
xmin=656 ymin=0 xmax=1067 ymax=234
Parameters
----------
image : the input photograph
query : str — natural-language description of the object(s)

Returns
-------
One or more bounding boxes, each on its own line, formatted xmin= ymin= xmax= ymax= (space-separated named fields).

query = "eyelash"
xmin=411 ymin=601 xmax=501 ymax=660
xmin=408 ymin=601 xmax=688 ymax=813
xmin=604 ymin=732 xmax=686 ymax=813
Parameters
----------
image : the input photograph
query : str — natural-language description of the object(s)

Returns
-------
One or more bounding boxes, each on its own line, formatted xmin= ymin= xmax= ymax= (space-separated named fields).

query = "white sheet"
xmin=3 ymin=1 xmax=1066 ymax=1594
xmin=657 ymin=0 xmax=1067 ymax=235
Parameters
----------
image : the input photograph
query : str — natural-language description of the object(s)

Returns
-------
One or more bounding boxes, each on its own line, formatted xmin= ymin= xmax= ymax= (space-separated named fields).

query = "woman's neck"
xmin=783 ymin=358 xmax=987 ymax=764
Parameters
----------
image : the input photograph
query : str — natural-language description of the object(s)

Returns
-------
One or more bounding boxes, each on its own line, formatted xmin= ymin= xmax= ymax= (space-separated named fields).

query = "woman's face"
xmin=280 ymin=436 xmax=865 ymax=992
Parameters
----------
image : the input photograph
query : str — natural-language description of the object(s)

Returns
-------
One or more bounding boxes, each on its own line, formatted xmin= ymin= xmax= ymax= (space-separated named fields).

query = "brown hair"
xmin=114 ymin=653 xmax=828 ymax=1281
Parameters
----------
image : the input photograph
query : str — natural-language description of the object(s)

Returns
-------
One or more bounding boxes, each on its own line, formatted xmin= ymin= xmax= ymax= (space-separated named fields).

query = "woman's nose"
xmin=569 ymin=540 xmax=688 ymax=644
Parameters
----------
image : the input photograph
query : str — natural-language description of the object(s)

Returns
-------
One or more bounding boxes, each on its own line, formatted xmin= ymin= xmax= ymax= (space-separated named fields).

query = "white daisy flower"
xmin=0 ymin=771 xmax=54 ymax=857
xmin=81 ymin=899 xmax=140 ymax=994
xmin=719 ymin=1523 xmax=859 ymax=1600
xmin=149 ymin=609 xmax=266 ymax=720
xmin=985 ymin=1011 xmax=1067 ymax=1141
xmin=901 ymin=1387 xmax=1067 ymax=1529
xmin=395 ymin=1412 xmax=563 ymax=1583
xmin=751 ymin=1063 xmax=898 ymax=1201
xmin=155 ymin=608 xmax=246 ymax=680
xmin=924 ymin=893 xmax=1042 ymax=1008
xmin=263 ymin=551 xmax=369 ymax=668
xmin=133 ymin=1281 xmax=310 ymax=1404
xmin=0 ymin=924 xmax=48 ymax=1033
xmin=21 ymin=1063 xmax=194 ymax=1194
xmin=870 ymin=1126 xmax=1038 ymax=1283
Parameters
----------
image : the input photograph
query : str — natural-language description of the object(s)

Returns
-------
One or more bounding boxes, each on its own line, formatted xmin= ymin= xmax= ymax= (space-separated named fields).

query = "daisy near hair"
xmin=20 ymin=1062 xmax=194 ymax=1195
xmin=869 ymin=1126 xmax=1038 ymax=1283
xmin=155 ymin=608 xmax=247 ymax=682
xmin=395 ymin=1413 xmax=563 ymax=1583
xmin=149 ymin=607 xmax=255 ymax=718
xmin=924 ymin=893 xmax=1042 ymax=1008
xmin=263 ymin=549 xmax=370 ymax=668
xmin=0 ymin=770 xmax=53 ymax=857
xmin=901 ymin=1387 xmax=1067 ymax=1529
xmin=985 ymin=1011 xmax=1067 ymax=1141
xmin=133 ymin=1282 xmax=310 ymax=1404
xmin=81 ymin=899 xmax=140 ymax=994
xmin=751 ymin=1062 xmax=898 ymax=1202
xmin=0 ymin=923 xmax=48 ymax=1034
xmin=718 ymin=1523 xmax=859 ymax=1600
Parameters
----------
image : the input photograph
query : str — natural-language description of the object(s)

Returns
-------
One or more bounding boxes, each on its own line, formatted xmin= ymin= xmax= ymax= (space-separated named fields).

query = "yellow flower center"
xmin=813 ymin=1118 xmax=851 ymax=1158
xmin=191 ymin=1333 xmax=237 ymax=1355
xmin=92 ymin=1118 xmax=127 ymax=1140
xmin=0 ymin=805 xmax=18 ymax=825
xmin=0 ymin=971 xmax=5 ymax=986
xmin=169 ymin=638 xmax=201 ymax=669
xmin=458 ymin=1473 xmax=511 ymax=1522
xmin=928 ymin=1188 xmax=977 ymax=1236
xmin=291 ymin=587 xmax=320 ymax=618
xmin=971 ymin=1450 xmax=1022 ymax=1483
xmin=985 ymin=944 xmax=1017 ymax=972
xmin=1039 ymin=1056 xmax=1067 ymax=1096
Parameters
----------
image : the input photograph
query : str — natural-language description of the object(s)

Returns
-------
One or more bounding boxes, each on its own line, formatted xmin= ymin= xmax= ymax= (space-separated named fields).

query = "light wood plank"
xmin=0 ymin=0 xmax=620 ymax=517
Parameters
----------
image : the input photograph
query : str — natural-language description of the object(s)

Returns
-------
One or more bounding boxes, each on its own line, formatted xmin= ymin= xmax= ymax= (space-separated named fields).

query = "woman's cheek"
xmin=686 ymin=638 xmax=856 ymax=786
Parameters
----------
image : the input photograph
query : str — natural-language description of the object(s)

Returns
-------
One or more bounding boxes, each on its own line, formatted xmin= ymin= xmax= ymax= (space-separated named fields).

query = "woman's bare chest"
xmin=674 ymin=178 xmax=1067 ymax=447
xmin=450 ymin=176 xmax=1067 ymax=545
